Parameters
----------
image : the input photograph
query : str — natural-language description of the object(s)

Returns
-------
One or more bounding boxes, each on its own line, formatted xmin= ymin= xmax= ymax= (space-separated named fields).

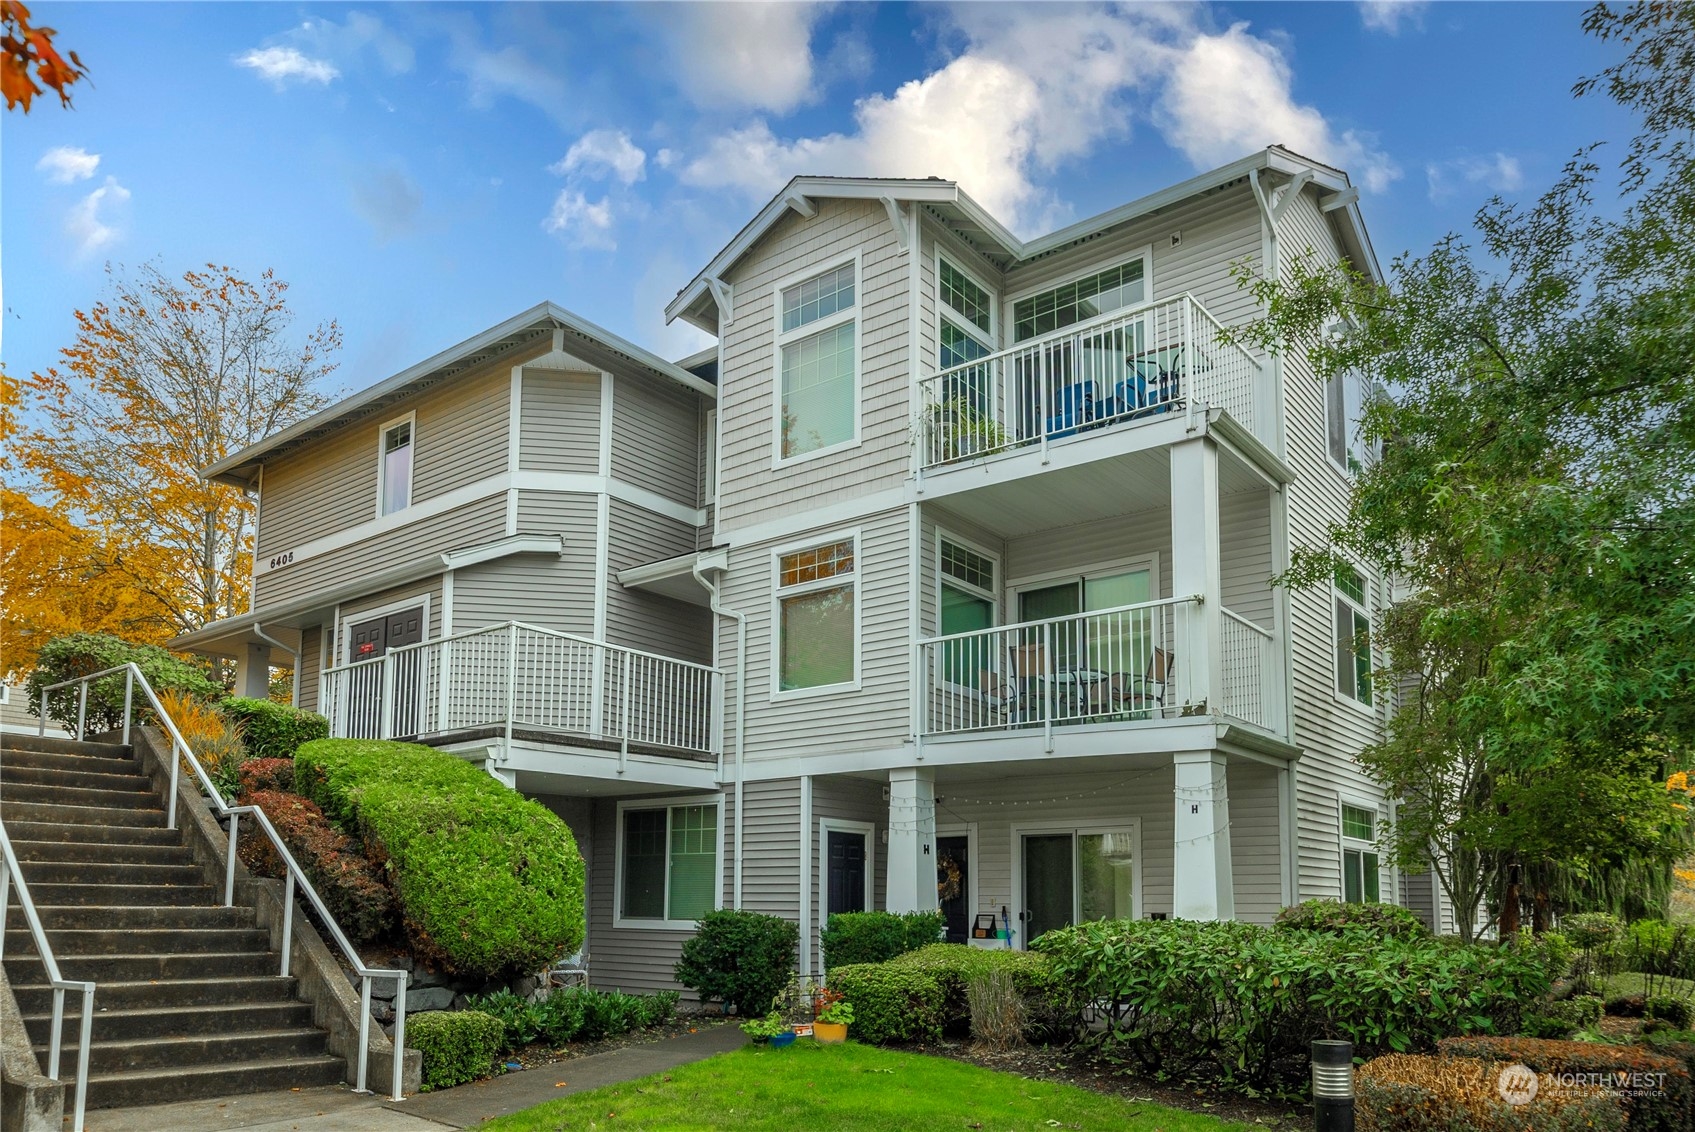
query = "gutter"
xmin=692 ymin=554 xmax=748 ymax=908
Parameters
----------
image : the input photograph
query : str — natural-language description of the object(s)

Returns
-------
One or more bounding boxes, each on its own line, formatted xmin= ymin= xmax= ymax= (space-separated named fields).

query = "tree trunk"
xmin=1500 ymin=861 xmax=1521 ymax=937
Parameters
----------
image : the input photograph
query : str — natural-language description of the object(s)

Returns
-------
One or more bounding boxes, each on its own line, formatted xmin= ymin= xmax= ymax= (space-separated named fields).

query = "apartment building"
xmin=174 ymin=145 xmax=1446 ymax=996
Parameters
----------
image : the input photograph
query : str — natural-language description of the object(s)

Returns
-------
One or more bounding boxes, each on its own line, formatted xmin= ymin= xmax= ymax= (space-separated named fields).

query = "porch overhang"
xmin=616 ymin=551 xmax=713 ymax=607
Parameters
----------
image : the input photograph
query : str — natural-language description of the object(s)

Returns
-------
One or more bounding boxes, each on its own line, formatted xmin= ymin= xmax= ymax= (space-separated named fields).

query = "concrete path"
xmin=77 ymin=1024 xmax=747 ymax=1132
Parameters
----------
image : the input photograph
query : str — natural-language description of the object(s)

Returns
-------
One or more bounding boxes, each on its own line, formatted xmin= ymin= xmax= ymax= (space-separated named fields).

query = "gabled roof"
xmin=665 ymin=147 xmax=1380 ymax=334
xmin=201 ymin=302 xmax=715 ymax=488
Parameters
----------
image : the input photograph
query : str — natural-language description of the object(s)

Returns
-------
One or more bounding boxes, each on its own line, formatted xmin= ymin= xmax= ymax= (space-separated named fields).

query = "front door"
xmin=936 ymin=835 xmax=970 ymax=944
xmin=826 ymin=830 xmax=866 ymax=919
xmin=345 ymin=607 xmax=426 ymax=738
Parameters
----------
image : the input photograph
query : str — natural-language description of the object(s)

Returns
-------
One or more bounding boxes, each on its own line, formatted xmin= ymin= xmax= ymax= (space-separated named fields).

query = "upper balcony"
xmin=916 ymin=293 xmax=1267 ymax=478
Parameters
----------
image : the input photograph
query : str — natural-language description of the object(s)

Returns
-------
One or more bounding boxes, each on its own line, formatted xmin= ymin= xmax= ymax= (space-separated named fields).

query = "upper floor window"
xmin=619 ymin=800 xmax=719 ymax=926
xmin=378 ymin=416 xmax=413 ymax=516
xmin=1335 ymin=565 xmax=1372 ymax=707
xmin=939 ymin=258 xmax=995 ymax=370
xmin=776 ymin=537 xmax=856 ymax=693
xmin=1326 ymin=369 xmax=1377 ymax=473
xmin=1340 ymin=802 xmax=1381 ymax=903
xmin=1013 ymin=257 xmax=1145 ymax=342
xmin=776 ymin=261 xmax=857 ymax=461
xmin=938 ymin=537 xmax=997 ymax=687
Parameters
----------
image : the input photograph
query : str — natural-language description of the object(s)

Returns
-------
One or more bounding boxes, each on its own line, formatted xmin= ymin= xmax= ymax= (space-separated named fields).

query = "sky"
xmin=3 ymin=1 xmax=1641 ymax=403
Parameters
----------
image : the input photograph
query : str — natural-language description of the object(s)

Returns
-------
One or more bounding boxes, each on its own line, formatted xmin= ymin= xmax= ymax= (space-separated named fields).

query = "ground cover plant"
xmin=465 ymin=987 xmax=679 ymax=1052
xmin=477 ymin=1041 xmax=1264 ymax=1132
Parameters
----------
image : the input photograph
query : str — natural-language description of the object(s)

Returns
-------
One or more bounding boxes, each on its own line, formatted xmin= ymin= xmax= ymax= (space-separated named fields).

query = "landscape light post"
xmin=1311 ymin=1039 xmax=1355 ymax=1132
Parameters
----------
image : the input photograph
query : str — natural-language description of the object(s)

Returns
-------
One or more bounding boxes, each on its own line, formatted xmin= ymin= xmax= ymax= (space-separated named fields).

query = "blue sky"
xmin=4 ymin=2 xmax=1638 ymax=400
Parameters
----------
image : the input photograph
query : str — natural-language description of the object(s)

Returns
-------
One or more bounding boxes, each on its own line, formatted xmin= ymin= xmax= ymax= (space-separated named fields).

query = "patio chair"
xmin=979 ymin=642 xmax=1047 ymax=723
xmin=1090 ymin=647 xmax=1173 ymax=715
xmin=1046 ymin=382 xmax=1097 ymax=438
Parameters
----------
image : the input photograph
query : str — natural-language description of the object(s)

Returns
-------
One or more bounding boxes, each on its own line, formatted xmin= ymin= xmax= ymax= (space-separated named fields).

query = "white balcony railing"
xmin=1221 ymin=608 xmax=1279 ymax=733
xmin=917 ymin=293 xmax=1264 ymax=470
xmin=321 ymin=622 xmax=720 ymax=761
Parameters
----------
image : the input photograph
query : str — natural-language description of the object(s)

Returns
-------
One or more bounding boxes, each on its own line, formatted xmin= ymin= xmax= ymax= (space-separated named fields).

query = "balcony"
xmin=915 ymin=597 xmax=1282 ymax=742
xmin=917 ymin=293 xmax=1265 ymax=472
xmin=321 ymin=622 xmax=721 ymax=763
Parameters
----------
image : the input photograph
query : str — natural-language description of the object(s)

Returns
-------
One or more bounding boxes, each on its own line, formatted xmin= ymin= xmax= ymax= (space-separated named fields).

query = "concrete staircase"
xmin=0 ymin=732 xmax=344 ymax=1110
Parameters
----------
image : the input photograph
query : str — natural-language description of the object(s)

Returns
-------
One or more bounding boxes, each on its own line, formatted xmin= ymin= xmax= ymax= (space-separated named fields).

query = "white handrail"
xmin=0 ymin=821 xmax=95 ymax=1132
xmin=1221 ymin=607 xmax=1275 ymax=639
xmin=922 ymin=595 xmax=1192 ymax=644
xmin=37 ymin=664 xmax=409 ymax=1100
xmin=322 ymin=619 xmax=720 ymax=678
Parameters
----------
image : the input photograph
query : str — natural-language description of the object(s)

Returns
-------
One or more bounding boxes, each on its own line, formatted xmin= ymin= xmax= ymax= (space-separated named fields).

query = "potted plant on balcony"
xmin=923 ymin=397 xmax=1008 ymax=462
xmin=812 ymin=998 xmax=853 ymax=1044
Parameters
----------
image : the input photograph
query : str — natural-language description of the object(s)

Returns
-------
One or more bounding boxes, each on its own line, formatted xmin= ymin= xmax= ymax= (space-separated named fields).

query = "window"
xmin=619 ymin=801 xmax=719 ymax=924
xmin=777 ymin=262 xmax=857 ymax=460
xmin=1013 ymin=258 xmax=1146 ymax=342
xmin=378 ymin=417 xmax=413 ymax=516
xmin=938 ymin=538 xmax=997 ymax=686
xmin=1326 ymin=369 xmax=1377 ymax=473
xmin=776 ymin=538 xmax=856 ymax=692
xmin=1341 ymin=802 xmax=1381 ymax=904
xmin=938 ymin=257 xmax=995 ymax=370
xmin=1335 ymin=565 xmax=1373 ymax=706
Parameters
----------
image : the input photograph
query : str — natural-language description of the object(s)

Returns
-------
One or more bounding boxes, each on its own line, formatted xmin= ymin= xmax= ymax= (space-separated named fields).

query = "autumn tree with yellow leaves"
xmin=4 ymin=264 xmax=340 ymax=675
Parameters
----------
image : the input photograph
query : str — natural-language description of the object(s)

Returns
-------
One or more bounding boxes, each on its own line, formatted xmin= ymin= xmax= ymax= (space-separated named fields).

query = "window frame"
xmin=1333 ymin=563 xmax=1375 ymax=713
xmin=613 ymin=793 xmax=727 ymax=931
xmin=817 ymin=816 xmax=877 ymax=945
xmin=933 ymin=528 xmax=1002 ymax=695
xmin=1004 ymin=247 xmax=1155 ymax=344
xmin=375 ymin=412 xmax=416 ymax=519
xmin=1339 ymin=797 xmax=1387 ymax=906
xmin=770 ymin=254 xmax=863 ymax=468
xmin=1010 ymin=818 xmax=1143 ymax=948
xmin=936 ymin=251 xmax=997 ymax=370
xmin=1325 ymin=369 xmax=1379 ymax=477
xmin=770 ymin=529 xmax=862 ymax=701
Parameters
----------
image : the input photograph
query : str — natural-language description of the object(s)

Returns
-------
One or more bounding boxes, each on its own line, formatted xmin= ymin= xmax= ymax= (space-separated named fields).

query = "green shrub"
xmin=887 ymin=944 xmax=1063 ymax=1039
xmin=1438 ymin=1036 xmax=1691 ymax=1132
xmin=1520 ymin=995 xmax=1604 ymax=1039
xmin=462 ymin=989 xmax=539 ymax=1054
xmin=25 ymin=633 xmax=221 ymax=733
xmin=237 ymin=757 xmax=297 ymax=796
xmin=820 ymin=911 xmax=944 ymax=968
xmin=673 ymin=909 xmax=798 ymax=1015
xmin=219 ymin=696 xmax=328 ymax=759
xmin=1358 ymin=1053 xmax=1626 ymax=1131
xmin=1623 ymin=920 xmax=1695 ymax=1000
xmin=236 ymin=790 xmax=396 ymax=944
xmin=825 ymin=962 xmax=946 ymax=1045
xmin=295 ymin=739 xmax=584 ymax=980
xmin=1034 ymin=918 xmax=1557 ymax=1096
xmin=407 ymin=1010 xmax=506 ymax=1091
xmin=1648 ymin=996 xmax=1695 ymax=1028
xmin=1563 ymin=913 xmax=1623 ymax=994
xmin=466 ymin=986 xmax=680 ymax=1049
xmin=1273 ymin=898 xmax=1429 ymax=939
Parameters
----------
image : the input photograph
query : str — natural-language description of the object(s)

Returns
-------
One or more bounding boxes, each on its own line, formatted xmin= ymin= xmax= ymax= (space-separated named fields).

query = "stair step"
xmin=0 ymin=749 xmax=142 ymax=778
xmin=83 ymin=1053 xmax=346 ymax=1109
xmin=7 ymin=881 xmax=214 ymax=906
xmin=0 ymin=820 xmax=180 ymax=847
xmin=17 ymin=904 xmax=254 ymax=930
xmin=0 ymin=735 xmax=133 ymax=760
xmin=0 ymin=781 xmax=161 ymax=809
xmin=10 ymin=975 xmax=302 ymax=1013
xmin=0 ymin=763 xmax=151 ymax=792
xmin=0 ymin=799 xmax=165 ymax=828
xmin=6 ymin=839 xmax=193 ymax=865
xmin=5 ymin=927 xmax=271 ymax=956
xmin=23 ymin=1000 xmax=315 ymax=1045
xmin=5 ymin=950 xmax=278 ymax=982
xmin=15 ymin=860 xmax=206 ymax=886
xmin=35 ymin=1027 xmax=330 ymax=1074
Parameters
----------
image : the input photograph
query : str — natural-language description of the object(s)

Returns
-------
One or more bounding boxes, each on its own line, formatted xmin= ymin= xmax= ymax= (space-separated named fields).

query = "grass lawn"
xmin=479 ymin=1041 xmax=1261 ymax=1131
xmin=1603 ymin=972 xmax=1695 ymax=999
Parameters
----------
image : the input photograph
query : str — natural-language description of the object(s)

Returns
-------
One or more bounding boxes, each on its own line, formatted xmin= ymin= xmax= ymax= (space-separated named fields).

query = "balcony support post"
xmin=1169 ymin=438 xmax=1224 ymax=713
xmin=885 ymin=767 xmax=940 ymax=914
xmin=1173 ymin=750 xmax=1235 ymax=921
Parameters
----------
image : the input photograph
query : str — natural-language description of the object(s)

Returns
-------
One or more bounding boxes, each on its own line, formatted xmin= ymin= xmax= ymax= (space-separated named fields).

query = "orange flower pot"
xmin=812 ymin=1021 xmax=848 ymax=1044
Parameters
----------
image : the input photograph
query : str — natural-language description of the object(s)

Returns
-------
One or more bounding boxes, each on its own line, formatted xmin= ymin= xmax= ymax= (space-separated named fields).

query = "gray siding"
xmin=1220 ymin=486 xmax=1274 ymax=629
xmin=612 ymin=376 xmax=703 ymax=507
xmin=297 ymin=626 xmax=322 ymax=712
xmin=454 ymin=491 xmax=600 ymax=635
xmin=736 ymin=778 xmax=804 ymax=920
xmin=519 ymin=369 xmax=600 ymax=474
xmin=606 ymin=499 xmax=712 ymax=663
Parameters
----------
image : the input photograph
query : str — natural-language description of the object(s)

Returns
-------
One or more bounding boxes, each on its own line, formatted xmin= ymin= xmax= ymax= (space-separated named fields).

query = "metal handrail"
xmin=37 ymin=664 xmax=409 ymax=1099
xmin=321 ymin=619 xmax=720 ymax=678
xmin=921 ymin=595 xmax=1195 ymax=644
xmin=1221 ymin=606 xmax=1275 ymax=639
xmin=0 ymin=821 xmax=94 ymax=1132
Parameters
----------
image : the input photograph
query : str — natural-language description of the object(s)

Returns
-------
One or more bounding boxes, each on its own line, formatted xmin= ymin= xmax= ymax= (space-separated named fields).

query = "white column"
xmin=885 ymin=767 xmax=939 ymax=914
xmin=1173 ymin=750 xmax=1235 ymax=920
xmin=1169 ymin=437 xmax=1223 ymax=712
xmin=235 ymin=641 xmax=271 ymax=699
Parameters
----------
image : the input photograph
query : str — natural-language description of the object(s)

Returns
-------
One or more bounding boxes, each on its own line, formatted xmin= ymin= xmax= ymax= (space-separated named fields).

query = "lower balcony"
xmin=320 ymin=622 xmax=721 ymax=764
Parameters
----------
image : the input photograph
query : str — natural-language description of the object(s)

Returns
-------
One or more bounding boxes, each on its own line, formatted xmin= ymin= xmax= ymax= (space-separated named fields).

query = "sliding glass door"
xmin=1019 ymin=825 xmax=1139 ymax=946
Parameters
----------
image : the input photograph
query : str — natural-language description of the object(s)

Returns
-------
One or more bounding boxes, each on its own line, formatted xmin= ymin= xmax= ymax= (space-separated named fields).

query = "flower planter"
xmin=769 ymin=1030 xmax=798 ymax=1048
xmin=812 ymin=1021 xmax=847 ymax=1044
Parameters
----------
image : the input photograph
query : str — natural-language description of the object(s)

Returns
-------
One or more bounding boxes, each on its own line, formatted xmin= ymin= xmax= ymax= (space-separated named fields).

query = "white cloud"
xmin=36 ymin=146 xmax=100 ymax=184
xmin=66 ymin=177 xmax=130 ymax=257
xmin=1358 ymin=1 xmax=1429 ymax=35
xmin=1425 ymin=152 xmax=1524 ymax=202
xmin=543 ymin=190 xmax=616 ymax=249
xmin=658 ymin=3 xmax=832 ymax=114
xmin=235 ymin=46 xmax=340 ymax=86
xmin=552 ymin=130 xmax=647 ymax=186
xmin=352 ymin=167 xmax=424 ymax=243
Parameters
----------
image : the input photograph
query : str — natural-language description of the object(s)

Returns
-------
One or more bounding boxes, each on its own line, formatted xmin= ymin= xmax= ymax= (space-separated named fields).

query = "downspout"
xmin=252 ymin=623 xmax=300 ymax=703
xmin=693 ymin=559 xmax=747 ymax=909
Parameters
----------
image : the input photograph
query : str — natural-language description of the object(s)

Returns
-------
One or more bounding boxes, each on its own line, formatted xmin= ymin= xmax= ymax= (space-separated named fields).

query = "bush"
xmin=25 ymin=633 xmax=221 ymax=733
xmin=673 ymin=909 xmax=798 ymax=1015
xmin=1274 ymin=898 xmax=1430 ymax=939
xmin=887 ymin=944 xmax=1062 ymax=1040
xmin=1648 ymin=996 xmax=1695 ymax=1029
xmin=1438 ymin=1036 xmax=1691 ymax=1132
xmin=462 ymin=989 xmax=538 ymax=1054
xmin=407 ymin=1010 xmax=506 ymax=1091
xmin=158 ymin=688 xmax=246 ymax=799
xmin=825 ymin=962 xmax=946 ymax=1045
xmin=1623 ymin=920 xmax=1695 ymax=1000
xmin=238 ymin=757 xmax=298 ymax=796
xmin=236 ymin=790 xmax=396 ymax=945
xmin=1358 ymin=1053 xmax=1626 ymax=1131
xmin=295 ymin=739 xmax=584 ymax=980
xmin=1520 ymin=995 xmax=1604 ymax=1039
xmin=820 ymin=911 xmax=944 ymax=968
xmin=219 ymin=697 xmax=328 ymax=759
xmin=1033 ymin=918 xmax=1558 ymax=1096
xmin=966 ymin=968 xmax=1024 ymax=1050
xmin=465 ymin=987 xmax=680 ymax=1050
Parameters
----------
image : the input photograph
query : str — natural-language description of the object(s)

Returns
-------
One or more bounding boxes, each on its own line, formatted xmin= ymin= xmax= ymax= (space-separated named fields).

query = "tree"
xmin=1233 ymin=2 xmax=1695 ymax=938
xmin=2 ymin=1 xmax=87 ymax=112
xmin=11 ymin=264 xmax=341 ymax=652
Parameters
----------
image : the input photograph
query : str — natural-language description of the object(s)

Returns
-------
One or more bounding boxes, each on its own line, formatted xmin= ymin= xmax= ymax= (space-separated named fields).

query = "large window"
xmin=1326 ymin=369 xmax=1377 ymax=473
xmin=1341 ymin=802 xmax=1381 ymax=904
xmin=777 ymin=262 xmax=857 ymax=460
xmin=776 ymin=537 xmax=857 ymax=693
xmin=1013 ymin=258 xmax=1146 ymax=342
xmin=938 ymin=257 xmax=995 ymax=370
xmin=619 ymin=801 xmax=719 ymax=925
xmin=938 ymin=538 xmax=997 ymax=686
xmin=1335 ymin=565 xmax=1373 ymax=706
xmin=378 ymin=416 xmax=413 ymax=516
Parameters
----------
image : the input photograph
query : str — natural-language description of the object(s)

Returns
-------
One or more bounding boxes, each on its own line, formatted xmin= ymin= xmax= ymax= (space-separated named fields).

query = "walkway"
xmin=77 ymin=1023 xmax=747 ymax=1132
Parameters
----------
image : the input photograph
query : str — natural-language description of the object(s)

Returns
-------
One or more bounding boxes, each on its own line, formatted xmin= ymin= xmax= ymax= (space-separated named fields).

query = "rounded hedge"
xmin=1274 ymin=898 xmax=1429 ymax=939
xmin=407 ymin=1009 xmax=506 ymax=1091
xmin=218 ymin=697 xmax=328 ymax=759
xmin=294 ymin=739 xmax=585 ymax=981
xmin=26 ymin=632 xmax=220 ymax=733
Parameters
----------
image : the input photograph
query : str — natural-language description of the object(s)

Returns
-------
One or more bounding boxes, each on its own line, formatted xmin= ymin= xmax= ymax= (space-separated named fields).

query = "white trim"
xmin=511 ymin=471 xmax=707 ymax=528
xmin=1338 ymin=793 xmax=1390 ymax=905
xmin=935 ymin=248 xmax=998 ymax=351
xmin=703 ymin=408 xmax=718 ymax=505
xmin=260 ymin=473 xmax=506 ymax=577
xmin=1004 ymin=244 xmax=1155 ymax=340
xmin=1332 ymin=564 xmax=1375 ymax=714
xmin=598 ymin=371 xmax=615 ymax=477
xmin=506 ymin=363 xmax=524 ymax=535
xmin=818 ymin=817 xmax=876 ymax=949
xmin=339 ymin=591 xmax=432 ymax=664
xmin=375 ymin=411 xmax=417 ymax=519
xmin=769 ymin=528 xmax=863 ymax=701
xmin=771 ymin=252 xmax=863 ymax=469
xmin=592 ymin=492 xmax=610 ymax=644
xmin=720 ymin=486 xmax=907 ymax=549
xmin=933 ymin=527 xmax=1001 ymax=632
xmin=251 ymin=464 xmax=264 ymax=590
xmin=440 ymin=569 xmax=455 ymax=638
xmin=612 ymin=792 xmax=727 ymax=931
xmin=799 ymin=775 xmax=813 ymax=975
xmin=1010 ymin=818 xmax=1142 ymax=949
xmin=934 ymin=821 xmax=979 ymax=941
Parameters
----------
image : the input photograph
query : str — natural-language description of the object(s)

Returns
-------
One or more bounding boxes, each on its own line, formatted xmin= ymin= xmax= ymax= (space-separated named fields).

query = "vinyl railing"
xmin=1221 ymin=608 xmax=1279 ymax=732
xmin=0 ymin=821 xmax=95 ymax=1131
xmin=320 ymin=622 xmax=721 ymax=764
xmin=917 ymin=293 xmax=1264 ymax=469
xmin=37 ymin=664 xmax=409 ymax=1100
